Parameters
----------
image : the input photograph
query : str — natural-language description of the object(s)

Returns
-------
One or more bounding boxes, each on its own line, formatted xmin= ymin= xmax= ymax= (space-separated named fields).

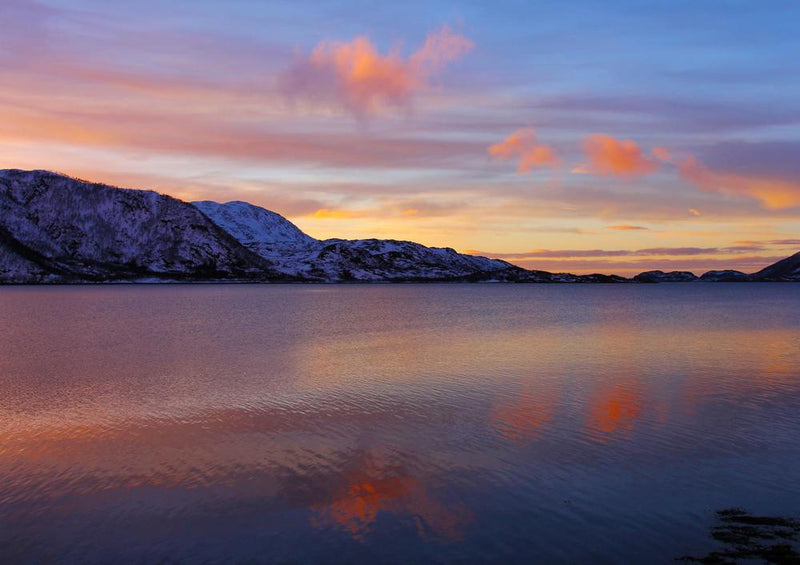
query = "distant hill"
xmin=751 ymin=251 xmax=800 ymax=281
xmin=1 ymin=170 xmax=797 ymax=284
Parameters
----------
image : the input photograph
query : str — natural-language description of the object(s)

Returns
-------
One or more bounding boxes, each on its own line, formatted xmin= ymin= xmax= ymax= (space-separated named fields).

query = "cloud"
xmin=688 ymin=140 xmax=800 ymax=182
xmin=677 ymin=155 xmax=800 ymax=210
xmin=470 ymin=246 xmax=765 ymax=260
xmin=606 ymin=225 xmax=649 ymax=231
xmin=280 ymin=26 xmax=473 ymax=117
xmin=581 ymin=134 xmax=659 ymax=178
xmin=649 ymin=148 xmax=800 ymax=211
xmin=734 ymin=239 xmax=800 ymax=247
xmin=0 ymin=0 xmax=55 ymax=65
xmin=688 ymin=208 xmax=701 ymax=216
xmin=527 ymin=95 xmax=800 ymax=135
xmin=408 ymin=25 xmax=475 ymax=76
xmin=651 ymin=146 xmax=671 ymax=162
xmin=0 ymin=103 xmax=489 ymax=170
xmin=310 ymin=208 xmax=369 ymax=219
xmin=488 ymin=128 xmax=560 ymax=172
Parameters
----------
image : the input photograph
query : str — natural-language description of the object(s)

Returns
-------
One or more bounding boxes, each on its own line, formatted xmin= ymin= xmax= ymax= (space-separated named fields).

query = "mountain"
xmin=193 ymin=200 xmax=517 ymax=281
xmin=699 ymin=270 xmax=750 ymax=282
xmin=751 ymin=251 xmax=800 ymax=281
xmin=0 ymin=170 xmax=277 ymax=282
xmin=633 ymin=261 xmax=800 ymax=283
xmin=633 ymin=270 xmax=698 ymax=283
xmin=1 ymin=169 xmax=797 ymax=284
xmin=0 ymin=170 xmax=520 ymax=283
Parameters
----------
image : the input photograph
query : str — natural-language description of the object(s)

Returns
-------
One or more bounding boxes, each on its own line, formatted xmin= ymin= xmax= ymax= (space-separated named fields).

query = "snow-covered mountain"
xmin=193 ymin=200 xmax=515 ymax=281
xmin=1 ymin=169 xmax=797 ymax=284
xmin=0 ymin=170 xmax=521 ymax=283
xmin=193 ymin=200 xmax=318 ymax=251
xmin=0 ymin=170 xmax=276 ymax=282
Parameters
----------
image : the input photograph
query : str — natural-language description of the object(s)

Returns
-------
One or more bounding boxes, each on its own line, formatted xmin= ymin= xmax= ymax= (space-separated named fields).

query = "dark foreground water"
xmin=1 ymin=284 xmax=799 ymax=564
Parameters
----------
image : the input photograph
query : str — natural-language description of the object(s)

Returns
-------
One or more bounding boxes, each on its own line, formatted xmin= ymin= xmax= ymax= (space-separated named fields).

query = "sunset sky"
xmin=3 ymin=0 xmax=799 ymax=275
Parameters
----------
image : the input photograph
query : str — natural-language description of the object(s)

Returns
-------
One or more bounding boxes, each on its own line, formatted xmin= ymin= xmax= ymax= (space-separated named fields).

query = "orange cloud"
xmin=606 ymin=225 xmax=649 ymax=231
xmin=311 ymin=208 xmax=368 ymax=219
xmin=488 ymin=128 xmax=560 ymax=172
xmin=582 ymin=134 xmax=659 ymax=178
xmin=677 ymin=155 xmax=800 ymax=210
xmin=282 ymin=26 xmax=473 ymax=116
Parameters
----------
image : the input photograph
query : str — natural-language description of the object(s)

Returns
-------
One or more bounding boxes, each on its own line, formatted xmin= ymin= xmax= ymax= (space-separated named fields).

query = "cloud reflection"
xmin=587 ymin=383 xmax=643 ymax=441
xmin=309 ymin=452 xmax=470 ymax=541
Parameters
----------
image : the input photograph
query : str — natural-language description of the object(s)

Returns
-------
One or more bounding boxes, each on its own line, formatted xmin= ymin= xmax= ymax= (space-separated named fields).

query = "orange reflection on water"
xmin=312 ymin=456 xmax=469 ymax=541
xmin=490 ymin=381 xmax=559 ymax=442
xmin=587 ymin=383 xmax=642 ymax=440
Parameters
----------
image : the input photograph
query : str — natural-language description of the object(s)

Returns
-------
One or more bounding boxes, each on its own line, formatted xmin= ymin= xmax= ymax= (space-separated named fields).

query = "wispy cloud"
xmin=469 ymin=246 xmax=765 ymax=259
xmin=526 ymin=94 xmax=800 ymax=135
xmin=734 ymin=239 xmax=800 ymax=246
xmin=676 ymin=155 xmax=800 ymax=210
xmin=606 ymin=225 xmax=649 ymax=231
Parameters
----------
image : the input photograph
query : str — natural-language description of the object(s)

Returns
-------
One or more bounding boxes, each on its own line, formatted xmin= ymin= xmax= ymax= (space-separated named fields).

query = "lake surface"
xmin=1 ymin=284 xmax=799 ymax=564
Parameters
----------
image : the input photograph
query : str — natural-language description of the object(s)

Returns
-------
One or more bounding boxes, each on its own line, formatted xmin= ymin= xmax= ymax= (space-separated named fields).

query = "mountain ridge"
xmin=1 ymin=169 xmax=797 ymax=284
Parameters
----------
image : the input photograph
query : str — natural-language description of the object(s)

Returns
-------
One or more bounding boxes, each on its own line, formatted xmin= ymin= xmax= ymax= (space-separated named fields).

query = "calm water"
xmin=1 ymin=284 xmax=799 ymax=564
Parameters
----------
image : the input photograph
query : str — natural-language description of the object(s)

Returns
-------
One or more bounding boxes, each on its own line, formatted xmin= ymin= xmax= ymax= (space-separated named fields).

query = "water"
xmin=1 ymin=284 xmax=799 ymax=564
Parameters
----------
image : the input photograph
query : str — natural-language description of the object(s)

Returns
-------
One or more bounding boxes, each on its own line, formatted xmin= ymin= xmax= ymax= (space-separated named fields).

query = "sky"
xmin=2 ymin=0 xmax=800 ymax=276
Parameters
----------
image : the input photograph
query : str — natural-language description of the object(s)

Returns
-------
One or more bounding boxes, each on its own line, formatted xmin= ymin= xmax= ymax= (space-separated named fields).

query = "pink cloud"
xmin=651 ymin=146 xmax=671 ymax=162
xmin=654 ymin=149 xmax=800 ymax=211
xmin=281 ymin=26 xmax=473 ymax=116
xmin=677 ymin=155 xmax=800 ymax=210
xmin=488 ymin=128 xmax=560 ymax=172
xmin=582 ymin=134 xmax=659 ymax=178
